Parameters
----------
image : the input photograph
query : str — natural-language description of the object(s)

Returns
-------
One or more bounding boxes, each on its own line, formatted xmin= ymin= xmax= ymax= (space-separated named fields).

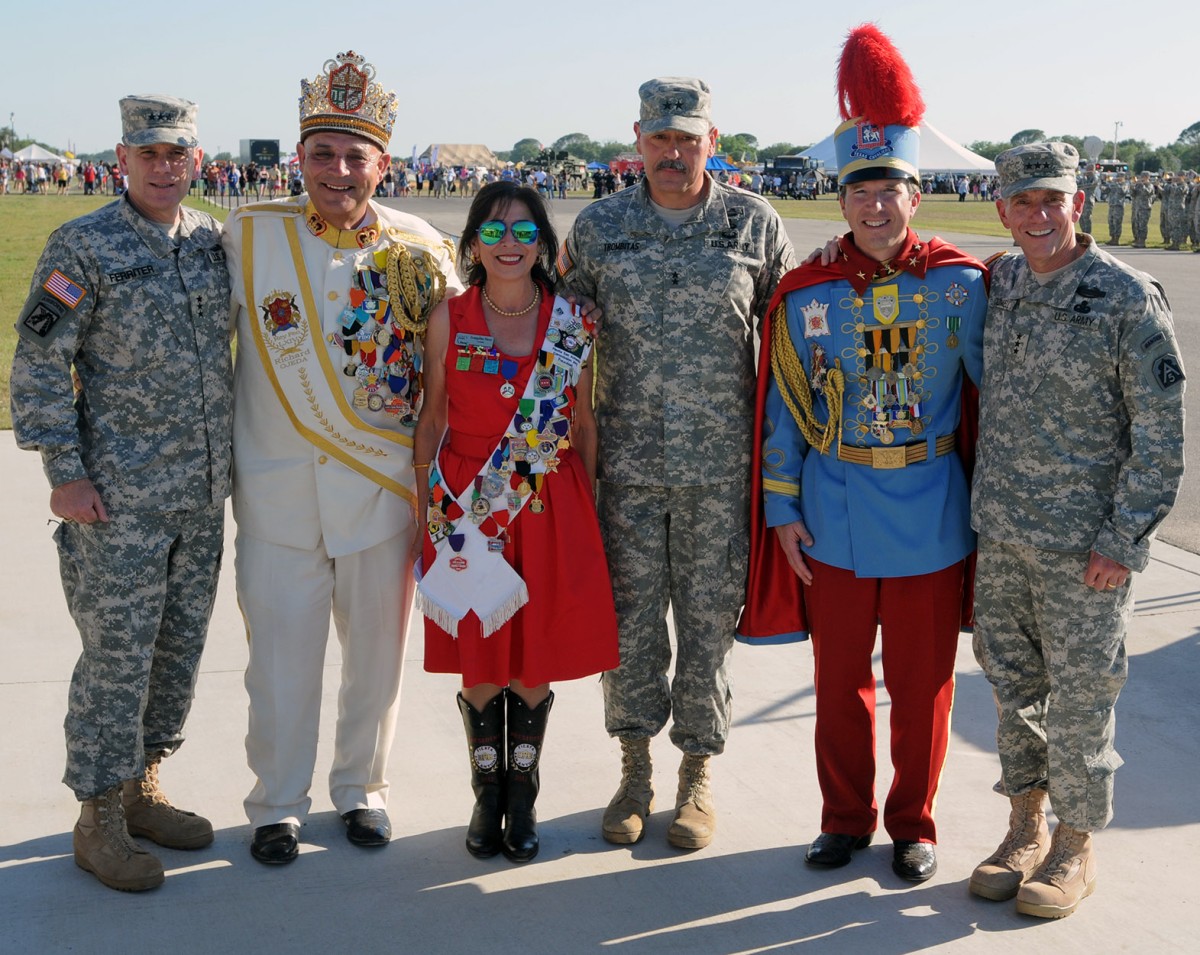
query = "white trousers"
xmin=236 ymin=527 xmax=415 ymax=828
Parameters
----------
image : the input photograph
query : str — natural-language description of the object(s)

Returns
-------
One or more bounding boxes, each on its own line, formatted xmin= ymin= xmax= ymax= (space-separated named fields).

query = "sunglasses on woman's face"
xmin=477 ymin=220 xmax=539 ymax=245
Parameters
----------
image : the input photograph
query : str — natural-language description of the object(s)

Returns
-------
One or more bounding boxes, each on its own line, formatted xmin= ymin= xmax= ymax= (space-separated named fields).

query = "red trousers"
xmin=804 ymin=557 xmax=964 ymax=844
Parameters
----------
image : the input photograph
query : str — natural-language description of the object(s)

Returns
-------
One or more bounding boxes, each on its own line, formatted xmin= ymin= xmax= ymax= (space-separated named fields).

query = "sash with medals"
xmin=239 ymin=208 xmax=444 ymax=503
xmin=416 ymin=296 xmax=593 ymax=637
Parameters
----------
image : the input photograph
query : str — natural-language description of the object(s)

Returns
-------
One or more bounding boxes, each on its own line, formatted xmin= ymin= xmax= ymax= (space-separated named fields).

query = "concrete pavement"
xmin=2 ymin=421 xmax=1199 ymax=953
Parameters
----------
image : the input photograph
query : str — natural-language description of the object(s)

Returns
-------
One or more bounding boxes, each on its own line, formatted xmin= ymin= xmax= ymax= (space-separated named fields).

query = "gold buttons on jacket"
xmin=327 ymin=291 xmax=338 ymax=301
xmin=318 ymin=455 xmax=328 ymax=464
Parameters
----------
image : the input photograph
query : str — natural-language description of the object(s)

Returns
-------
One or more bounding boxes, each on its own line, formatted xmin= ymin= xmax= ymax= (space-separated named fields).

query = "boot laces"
xmin=136 ymin=759 xmax=170 ymax=806
xmin=1040 ymin=826 xmax=1086 ymax=882
xmin=679 ymin=757 xmax=710 ymax=803
xmin=617 ymin=741 xmax=651 ymax=798
xmin=133 ymin=758 xmax=195 ymax=821
xmin=96 ymin=788 xmax=142 ymax=856
xmin=994 ymin=795 xmax=1042 ymax=858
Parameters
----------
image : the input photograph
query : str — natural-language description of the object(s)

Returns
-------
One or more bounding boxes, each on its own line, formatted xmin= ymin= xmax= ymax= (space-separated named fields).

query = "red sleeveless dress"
xmin=422 ymin=286 xmax=619 ymax=687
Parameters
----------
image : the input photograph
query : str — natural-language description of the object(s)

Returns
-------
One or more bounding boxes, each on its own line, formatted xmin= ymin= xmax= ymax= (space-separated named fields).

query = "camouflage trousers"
xmin=1079 ymin=198 xmax=1095 ymax=236
xmin=1166 ymin=206 xmax=1188 ymax=246
xmin=972 ymin=536 xmax=1130 ymax=831
xmin=1107 ymin=203 xmax=1124 ymax=243
xmin=56 ymin=504 xmax=225 ymax=799
xmin=596 ymin=479 xmax=747 ymax=755
xmin=1131 ymin=207 xmax=1151 ymax=245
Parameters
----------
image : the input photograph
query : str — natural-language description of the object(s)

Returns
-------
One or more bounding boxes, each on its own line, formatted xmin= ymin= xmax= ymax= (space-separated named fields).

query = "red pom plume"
xmin=836 ymin=24 xmax=925 ymax=128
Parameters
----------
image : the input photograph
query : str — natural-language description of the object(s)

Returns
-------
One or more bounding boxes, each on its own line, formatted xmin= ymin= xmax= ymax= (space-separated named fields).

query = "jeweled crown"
xmin=299 ymin=51 xmax=397 ymax=151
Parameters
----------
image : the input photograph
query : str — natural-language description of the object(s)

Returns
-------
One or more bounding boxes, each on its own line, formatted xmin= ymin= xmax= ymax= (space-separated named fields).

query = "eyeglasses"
xmin=477 ymin=220 xmax=539 ymax=245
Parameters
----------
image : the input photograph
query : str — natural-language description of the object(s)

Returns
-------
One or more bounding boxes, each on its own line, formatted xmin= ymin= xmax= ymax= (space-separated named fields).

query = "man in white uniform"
xmin=222 ymin=50 xmax=463 ymax=864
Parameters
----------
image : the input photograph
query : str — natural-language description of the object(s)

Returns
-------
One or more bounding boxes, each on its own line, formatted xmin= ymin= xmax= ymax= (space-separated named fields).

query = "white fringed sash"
xmin=416 ymin=296 xmax=593 ymax=636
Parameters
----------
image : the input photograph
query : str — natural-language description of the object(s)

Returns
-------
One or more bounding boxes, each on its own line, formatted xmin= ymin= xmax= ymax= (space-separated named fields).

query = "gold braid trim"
xmin=385 ymin=244 xmax=447 ymax=336
xmin=769 ymin=301 xmax=845 ymax=455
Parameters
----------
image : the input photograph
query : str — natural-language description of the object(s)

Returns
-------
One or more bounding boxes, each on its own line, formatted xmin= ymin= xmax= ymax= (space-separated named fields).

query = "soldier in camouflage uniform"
xmin=1105 ymin=174 xmax=1127 ymax=245
xmin=9 ymin=96 xmax=231 ymax=892
xmin=1129 ymin=171 xmax=1154 ymax=248
xmin=1186 ymin=171 xmax=1200 ymax=249
xmin=1157 ymin=173 xmax=1169 ymax=244
xmin=1192 ymin=174 xmax=1200 ymax=252
xmin=969 ymin=142 xmax=1185 ymax=919
xmin=1163 ymin=173 xmax=1188 ymax=250
xmin=558 ymin=77 xmax=795 ymax=851
xmin=1077 ymin=164 xmax=1099 ymax=236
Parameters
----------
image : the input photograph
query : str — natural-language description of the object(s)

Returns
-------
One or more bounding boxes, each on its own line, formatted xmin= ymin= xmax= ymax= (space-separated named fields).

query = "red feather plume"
xmin=836 ymin=24 xmax=925 ymax=128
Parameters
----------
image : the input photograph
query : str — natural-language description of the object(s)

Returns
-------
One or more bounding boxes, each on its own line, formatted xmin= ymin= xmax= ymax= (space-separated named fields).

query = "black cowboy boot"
xmin=503 ymin=691 xmax=554 ymax=863
xmin=457 ymin=691 xmax=506 ymax=858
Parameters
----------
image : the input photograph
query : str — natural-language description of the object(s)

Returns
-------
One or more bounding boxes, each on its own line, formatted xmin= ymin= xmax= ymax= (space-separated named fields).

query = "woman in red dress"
xmin=414 ymin=182 xmax=618 ymax=862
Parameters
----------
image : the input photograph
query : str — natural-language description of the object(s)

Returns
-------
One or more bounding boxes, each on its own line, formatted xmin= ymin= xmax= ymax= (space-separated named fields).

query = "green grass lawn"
xmin=0 ymin=191 xmax=1174 ymax=430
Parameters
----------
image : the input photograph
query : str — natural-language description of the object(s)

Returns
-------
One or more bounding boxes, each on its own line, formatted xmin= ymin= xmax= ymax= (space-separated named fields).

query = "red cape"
xmin=737 ymin=232 xmax=987 ymax=644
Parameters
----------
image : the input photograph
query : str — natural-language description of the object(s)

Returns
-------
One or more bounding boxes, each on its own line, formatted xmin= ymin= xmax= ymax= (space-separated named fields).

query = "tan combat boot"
xmin=969 ymin=788 xmax=1050 ymax=901
xmin=601 ymin=738 xmax=654 ymax=845
xmin=122 ymin=756 xmax=214 ymax=850
xmin=667 ymin=754 xmax=715 ymax=850
xmin=1016 ymin=822 xmax=1096 ymax=918
xmin=75 ymin=786 xmax=165 ymax=892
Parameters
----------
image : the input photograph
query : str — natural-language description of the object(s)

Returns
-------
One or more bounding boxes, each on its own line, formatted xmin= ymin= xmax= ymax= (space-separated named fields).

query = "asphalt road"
xmin=385 ymin=194 xmax=1200 ymax=555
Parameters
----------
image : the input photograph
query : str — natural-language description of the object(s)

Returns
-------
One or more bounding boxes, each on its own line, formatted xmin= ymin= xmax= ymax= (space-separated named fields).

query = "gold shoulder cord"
xmin=385 ymin=244 xmax=448 ymax=336
xmin=769 ymin=302 xmax=845 ymax=455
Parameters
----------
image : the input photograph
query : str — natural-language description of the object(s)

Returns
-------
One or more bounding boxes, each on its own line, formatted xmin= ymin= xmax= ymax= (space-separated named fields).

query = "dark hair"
xmin=458 ymin=181 xmax=559 ymax=288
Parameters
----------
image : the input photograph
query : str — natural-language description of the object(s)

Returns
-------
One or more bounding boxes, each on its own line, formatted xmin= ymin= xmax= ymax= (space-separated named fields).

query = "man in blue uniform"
xmin=742 ymin=25 xmax=987 ymax=882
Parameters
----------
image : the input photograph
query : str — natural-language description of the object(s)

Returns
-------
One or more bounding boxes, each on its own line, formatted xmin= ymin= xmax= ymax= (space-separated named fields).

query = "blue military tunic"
xmin=762 ymin=230 xmax=986 ymax=578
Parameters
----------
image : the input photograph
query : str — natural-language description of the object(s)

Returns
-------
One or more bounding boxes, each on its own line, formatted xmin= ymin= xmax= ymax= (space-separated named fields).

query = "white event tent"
xmin=13 ymin=144 xmax=67 ymax=163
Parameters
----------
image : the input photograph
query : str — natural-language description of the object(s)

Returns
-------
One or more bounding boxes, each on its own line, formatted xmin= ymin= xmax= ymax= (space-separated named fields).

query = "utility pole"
xmin=1112 ymin=121 xmax=1122 ymax=162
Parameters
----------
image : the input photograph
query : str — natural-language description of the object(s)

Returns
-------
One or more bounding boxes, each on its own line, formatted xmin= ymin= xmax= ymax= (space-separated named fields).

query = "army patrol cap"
xmin=638 ymin=77 xmax=712 ymax=136
xmin=120 ymin=95 xmax=199 ymax=148
xmin=995 ymin=141 xmax=1079 ymax=199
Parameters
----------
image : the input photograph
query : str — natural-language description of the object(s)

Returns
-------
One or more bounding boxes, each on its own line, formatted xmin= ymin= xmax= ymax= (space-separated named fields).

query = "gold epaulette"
xmin=233 ymin=199 xmax=307 ymax=217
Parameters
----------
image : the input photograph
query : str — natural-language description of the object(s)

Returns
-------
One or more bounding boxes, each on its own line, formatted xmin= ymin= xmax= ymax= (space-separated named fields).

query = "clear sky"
xmin=3 ymin=0 xmax=1194 ymax=160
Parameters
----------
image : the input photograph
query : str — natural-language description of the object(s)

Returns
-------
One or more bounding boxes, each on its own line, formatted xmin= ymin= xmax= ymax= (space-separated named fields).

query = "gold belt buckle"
xmin=871 ymin=446 xmax=907 ymax=469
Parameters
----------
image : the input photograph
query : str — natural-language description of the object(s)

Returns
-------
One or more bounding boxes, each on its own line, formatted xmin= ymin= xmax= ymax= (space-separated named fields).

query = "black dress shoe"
xmin=342 ymin=809 xmax=391 ymax=847
xmin=892 ymin=840 xmax=937 ymax=882
xmin=251 ymin=823 xmax=300 ymax=865
xmin=805 ymin=831 xmax=873 ymax=868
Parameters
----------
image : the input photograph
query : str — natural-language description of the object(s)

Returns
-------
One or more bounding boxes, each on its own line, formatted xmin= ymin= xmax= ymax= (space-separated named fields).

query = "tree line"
xmin=497 ymin=123 xmax=1200 ymax=172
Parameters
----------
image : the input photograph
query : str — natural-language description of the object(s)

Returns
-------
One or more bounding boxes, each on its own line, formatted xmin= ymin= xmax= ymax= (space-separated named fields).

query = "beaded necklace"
xmin=482 ymin=284 xmax=540 ymax=317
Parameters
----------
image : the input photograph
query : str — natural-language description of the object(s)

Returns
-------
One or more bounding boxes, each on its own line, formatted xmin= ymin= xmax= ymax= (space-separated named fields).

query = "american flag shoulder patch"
xmin=555 ymin=242 xmax=573 ymax=279
xmin=43 ymin=269 xmax=87 ymax=309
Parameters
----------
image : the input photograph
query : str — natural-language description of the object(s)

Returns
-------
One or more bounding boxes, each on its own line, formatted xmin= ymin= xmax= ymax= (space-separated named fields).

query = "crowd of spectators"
xmin=0 ymin=159 xmax=124 ymax=196
xmin=1 ymin=155 xmax=1004 ymax=206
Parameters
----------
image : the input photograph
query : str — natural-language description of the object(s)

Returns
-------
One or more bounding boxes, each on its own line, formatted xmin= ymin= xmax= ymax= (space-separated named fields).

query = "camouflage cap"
xmin=120 ymin=95 xmax=199 ymax=148
xmin=637 ymin=77 xmax=712 ymax=136
xmin=995 ymin=141 xmax=1079 ymax=199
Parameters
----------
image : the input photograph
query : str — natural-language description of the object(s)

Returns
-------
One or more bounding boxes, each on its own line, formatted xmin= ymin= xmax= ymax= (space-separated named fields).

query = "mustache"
xmin=655 ymin=160 xmax=688 ymax=172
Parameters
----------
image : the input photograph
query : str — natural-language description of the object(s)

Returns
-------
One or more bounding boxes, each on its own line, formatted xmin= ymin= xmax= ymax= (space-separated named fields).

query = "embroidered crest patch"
xmin=260 ymin=290 xmax=308 ymax=359
xmin=872 ymin=284 xmax=900 ymax=325
xmin=801 ymin=298 xmax=831 ymax=338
